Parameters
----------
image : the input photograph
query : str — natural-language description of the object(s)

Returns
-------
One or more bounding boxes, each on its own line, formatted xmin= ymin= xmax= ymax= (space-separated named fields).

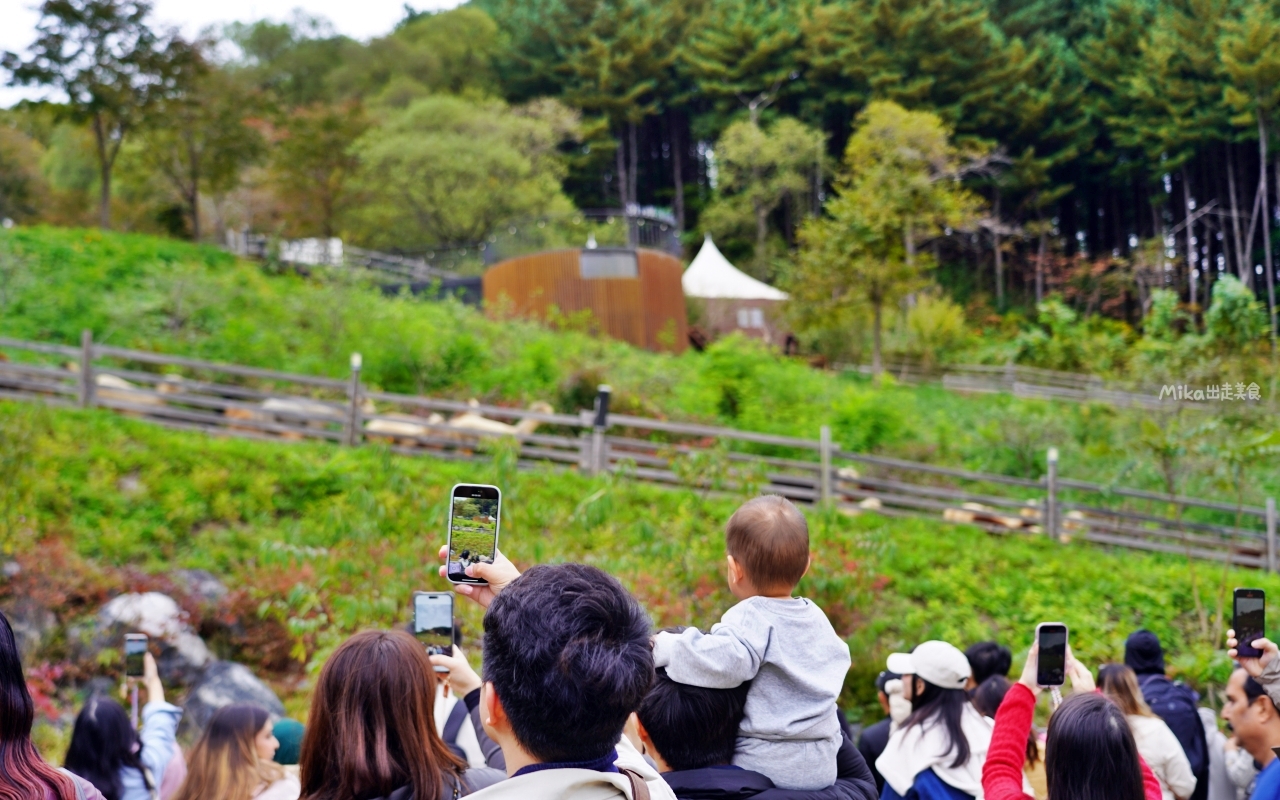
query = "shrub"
xmin=1205 ymin=275 xmax=1268 ymax=348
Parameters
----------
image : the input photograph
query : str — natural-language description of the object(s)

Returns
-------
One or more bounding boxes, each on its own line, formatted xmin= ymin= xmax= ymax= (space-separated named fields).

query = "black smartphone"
xmin=446 ymin=484 xmax=501 ymax=585
xmin=1235 ymin=588 xmax=1266 ymax=658
xmin=413 ymin=592 xmax=454 ymax=671
xmin=124 ymin=633 xmax=148 ymax=677
xmin=1036 ymin=623 xmax=1068 ymax=686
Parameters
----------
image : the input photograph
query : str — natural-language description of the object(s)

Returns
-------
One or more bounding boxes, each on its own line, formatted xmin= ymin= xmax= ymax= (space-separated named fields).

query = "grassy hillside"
xmin=1 ymin=225 xmax=1275 ymax=511
xmin=2 ymin=400 xmax=1269 ymax=734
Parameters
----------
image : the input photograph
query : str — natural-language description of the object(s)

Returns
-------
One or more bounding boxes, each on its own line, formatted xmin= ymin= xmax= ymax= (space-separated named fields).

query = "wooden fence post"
xmin=1046 ymin=447 xmax=1059 ymax=540
xmin=345 ymin=353 xmax=363 ymax=447
xmin=78 ymin=329 xmax=94 ymax=408
xmin=591 ymin=385 xmax=611 ymax=475
xmin=819 ymin=425 xmax=833 ymax=505
xmin=1268 ymin=498 xmax=1277 ymax=573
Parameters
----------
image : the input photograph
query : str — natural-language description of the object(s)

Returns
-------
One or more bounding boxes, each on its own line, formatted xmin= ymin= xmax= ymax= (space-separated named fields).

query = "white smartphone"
xmin=445 ymin=484 xmax=501 ymax=585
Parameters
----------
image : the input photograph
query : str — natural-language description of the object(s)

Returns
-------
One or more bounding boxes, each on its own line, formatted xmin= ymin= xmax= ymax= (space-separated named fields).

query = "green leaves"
xmin=347 ymin=96 xmax=576 ymax=250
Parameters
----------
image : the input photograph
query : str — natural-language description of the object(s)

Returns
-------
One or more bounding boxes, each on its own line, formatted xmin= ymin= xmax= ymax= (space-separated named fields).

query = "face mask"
xmin=885 ymin=679 xmax=912 ymax=729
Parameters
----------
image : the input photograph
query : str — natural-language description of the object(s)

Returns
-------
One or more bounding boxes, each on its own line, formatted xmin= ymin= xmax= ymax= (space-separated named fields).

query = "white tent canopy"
xmin=682 ymin=235 xmax=788 ymax=301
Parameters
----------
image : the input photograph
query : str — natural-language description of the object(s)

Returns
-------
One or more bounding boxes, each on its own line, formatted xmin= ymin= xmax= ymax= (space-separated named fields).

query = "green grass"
xmin=0 ymin=224 xmax=1274 ymax=520
xmin=2 ymin=400 xmax=1274 ymax=729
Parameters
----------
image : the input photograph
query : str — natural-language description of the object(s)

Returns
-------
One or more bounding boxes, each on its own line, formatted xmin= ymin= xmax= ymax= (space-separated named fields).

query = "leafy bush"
xmin=1013 ymin=298 xmax=1134 ymax=374
xmin=906 ymin=292 xmax=968 ymax=366
xmin=1205 ymin=275 xmax=1268 ymax=348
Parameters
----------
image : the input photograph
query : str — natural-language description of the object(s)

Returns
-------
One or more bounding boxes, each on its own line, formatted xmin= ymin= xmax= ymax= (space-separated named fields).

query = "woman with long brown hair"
xmin=299 ymin=630 xmax=504 ymax=800
xmin=1099 ymin=664 xmax=1198 ymax=800
xmin=171 ymin=704 xmax=297 ymax=800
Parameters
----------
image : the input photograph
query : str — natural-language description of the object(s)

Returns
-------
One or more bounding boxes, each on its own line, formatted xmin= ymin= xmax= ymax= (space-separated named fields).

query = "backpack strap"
xmin=619 ymin=768 xmax=651 ymax=800
xmin=443 ymin=699 xmax=469 ymax=744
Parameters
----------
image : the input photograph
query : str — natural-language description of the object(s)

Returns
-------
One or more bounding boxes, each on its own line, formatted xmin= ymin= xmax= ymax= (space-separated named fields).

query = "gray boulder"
xmin=170 ymin=570 xmax=227 ymax=606
xmin=1 ymin=597 xmax=56 ymax=661
xmin=95 ymin=592 xmax=211 ymax=684
xmin=179 ymin=660 xmax=285 ymax=737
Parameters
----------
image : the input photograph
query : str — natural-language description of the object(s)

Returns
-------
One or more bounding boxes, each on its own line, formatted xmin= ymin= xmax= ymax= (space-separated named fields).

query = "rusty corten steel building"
xmin=482 ymin=248 xmax=688 ymax=354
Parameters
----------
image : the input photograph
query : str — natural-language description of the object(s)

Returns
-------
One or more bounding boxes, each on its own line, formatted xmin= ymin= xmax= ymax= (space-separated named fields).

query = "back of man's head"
xmin=1123 ymin=629 xmax=1166 ymax=675
xmin=483 ymin=563 xmax=654 ymax=763
xmin=965 ymin=641 xmax=1012 ymax=685
xmin=725 ymin=495 xmax=809 ymax=592
xmin=636 ymin=669 xmax=750 ymax=771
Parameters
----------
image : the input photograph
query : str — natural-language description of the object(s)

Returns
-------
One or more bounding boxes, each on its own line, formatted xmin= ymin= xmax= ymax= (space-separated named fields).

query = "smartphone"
xmin=413 ymin=592 xmax=454 ymax=671
xmin=1235 ymin=588 xmax=1266 ymax=658
xmin=124 ymin=633 xmax=148 ymax=677
xmin=1035 ymin=623 xmax=1068 ymax=686
xmin=446 ymin=484 xmax=501 ymax=585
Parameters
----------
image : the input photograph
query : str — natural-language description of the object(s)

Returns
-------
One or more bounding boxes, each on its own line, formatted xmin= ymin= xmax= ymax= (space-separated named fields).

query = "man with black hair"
xmin=1126 ymin=630 xmax=1210 ymax=800
xmin=634 ymin=669 xmax=877 ymax=800
xmin=1221 ymin=668 xmax=1280 ymax=800
xmin=455 ymin=559 xmax=675 ymax=800
xmin=964 ymin=642 xmax=1012 ymax=689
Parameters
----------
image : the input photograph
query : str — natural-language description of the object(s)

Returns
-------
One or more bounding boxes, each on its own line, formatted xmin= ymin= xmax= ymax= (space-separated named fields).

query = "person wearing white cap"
xmin=875 ymin=641 xmax=1006 ymax=800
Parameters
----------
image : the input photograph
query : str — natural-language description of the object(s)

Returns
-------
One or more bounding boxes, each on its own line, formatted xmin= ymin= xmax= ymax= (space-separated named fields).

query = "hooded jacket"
xmin=464 ymin=737 xmax=677 ymax=800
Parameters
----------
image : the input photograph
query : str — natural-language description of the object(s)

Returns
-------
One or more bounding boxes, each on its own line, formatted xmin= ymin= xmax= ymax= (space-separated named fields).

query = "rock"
xmin=2 ymin=597 xmax=57 ymax=661
xmin=180 ymin=661 xmax=285 ymax=737
xmin=96 ymin=592 xmax=211 ymax=684
xmin=3 ymin=561 xmax=20 ymax=578
xmin=171 ymin=570 xmax=228 ymax=605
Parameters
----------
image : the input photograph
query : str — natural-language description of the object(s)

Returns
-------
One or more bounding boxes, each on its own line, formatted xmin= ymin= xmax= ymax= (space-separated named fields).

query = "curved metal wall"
xmin=482 ymin=248 xmax=688 ymax=353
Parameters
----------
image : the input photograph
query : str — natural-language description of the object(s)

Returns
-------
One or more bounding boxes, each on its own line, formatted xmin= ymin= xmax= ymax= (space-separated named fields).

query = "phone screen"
xmin=413 ymin=592 xmax=454 ymax=657
xmin=447 ymin=485 xmax=500 ymax=584
xmin=124 ymin=635 xmax=147 ymax=677
xmin=1236 ymin=589 xmax=1266 ymax=658
xmin=1037 ymin=624 xmax=1067 ymax=686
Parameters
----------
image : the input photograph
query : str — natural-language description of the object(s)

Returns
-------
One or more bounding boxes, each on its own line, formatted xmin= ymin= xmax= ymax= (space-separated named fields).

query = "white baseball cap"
xmin=886 ymin=641 xmax=972 ymax=690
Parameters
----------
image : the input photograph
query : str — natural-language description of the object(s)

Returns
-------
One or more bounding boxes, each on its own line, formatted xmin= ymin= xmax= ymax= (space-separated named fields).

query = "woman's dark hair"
xmin=482 ymin=563 xmax=655 ymax=763
xmin=903 ymin=678 xmax=971 ymax=769
xmin=636 ymin=669 xmax=750 ymax=771
xmin=965 ymin=642 xmax=1012 ymax=685
xmin=0 ymin=610 xmax=78 ymax=800
xmin=1045 ymin=693 xmax=1145 ymax=800
xmin=64 ymin=696 xmax=149 ymax=800
xmin=971 ymin=675 xmax=1038 ymax=766
xmin=299 ymin=630 xmax=465 ymax=800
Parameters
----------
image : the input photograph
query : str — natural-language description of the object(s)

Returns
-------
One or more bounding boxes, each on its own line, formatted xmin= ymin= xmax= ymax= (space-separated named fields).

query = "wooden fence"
xmin=841 ymin=361 xmax=1234 ymax=411
xmin=0 ymin=332 xmax=1274 ymax=570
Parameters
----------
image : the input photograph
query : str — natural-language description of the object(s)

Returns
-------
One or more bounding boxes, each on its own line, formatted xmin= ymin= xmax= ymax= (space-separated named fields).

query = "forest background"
xmin=3 ymin=0 xmax=1280 ymax=375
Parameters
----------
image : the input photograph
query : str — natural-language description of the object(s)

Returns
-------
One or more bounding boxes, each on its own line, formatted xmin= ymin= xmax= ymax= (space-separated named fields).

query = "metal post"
xmin=591 ymin=385 xmax=611 ymax=475
xmin=78 ymin=329 xmax=94 ymax=408
xmin=1046 ymin=447 xmax=1059 ymax=540
xmin=345 ymin=353 xmax=363 ymax=447
xmin=819 ymin=425 xmax=833 ymax=505
xmin=1268 ymin=498 xmax=1277 ymax=573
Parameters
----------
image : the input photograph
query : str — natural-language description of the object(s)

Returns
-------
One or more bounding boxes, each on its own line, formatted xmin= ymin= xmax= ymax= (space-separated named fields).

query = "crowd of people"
xmin=0 ymin=494 xmax=1278 ymax=800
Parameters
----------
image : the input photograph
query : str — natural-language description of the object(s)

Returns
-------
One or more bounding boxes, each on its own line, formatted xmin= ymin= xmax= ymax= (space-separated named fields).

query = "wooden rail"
xmin=0 ymin=331 xmax=1273 ymax=570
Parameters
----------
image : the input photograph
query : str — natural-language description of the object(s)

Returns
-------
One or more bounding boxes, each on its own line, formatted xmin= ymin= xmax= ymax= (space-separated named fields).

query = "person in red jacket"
xmin=982 ymin=644 xmax=1164 ymax=800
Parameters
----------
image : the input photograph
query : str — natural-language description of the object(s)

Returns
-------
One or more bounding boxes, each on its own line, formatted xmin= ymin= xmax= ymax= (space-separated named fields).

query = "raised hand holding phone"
xmin=436 ymin=544 xmax=520 ymax=608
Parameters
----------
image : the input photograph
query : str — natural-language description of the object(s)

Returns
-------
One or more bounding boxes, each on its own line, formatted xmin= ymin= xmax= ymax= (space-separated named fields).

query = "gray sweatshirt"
xmin=652 ymin=596 xmax=851 ymax=742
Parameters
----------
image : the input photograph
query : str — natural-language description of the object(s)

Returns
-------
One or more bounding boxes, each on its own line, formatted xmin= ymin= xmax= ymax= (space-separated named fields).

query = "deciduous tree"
xmin=2 ymin=0 xmax=194 ymax=229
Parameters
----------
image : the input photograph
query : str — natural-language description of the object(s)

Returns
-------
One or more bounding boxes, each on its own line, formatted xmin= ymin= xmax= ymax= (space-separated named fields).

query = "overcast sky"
xmin=0 ymin=0 xmax=464 ymax=107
